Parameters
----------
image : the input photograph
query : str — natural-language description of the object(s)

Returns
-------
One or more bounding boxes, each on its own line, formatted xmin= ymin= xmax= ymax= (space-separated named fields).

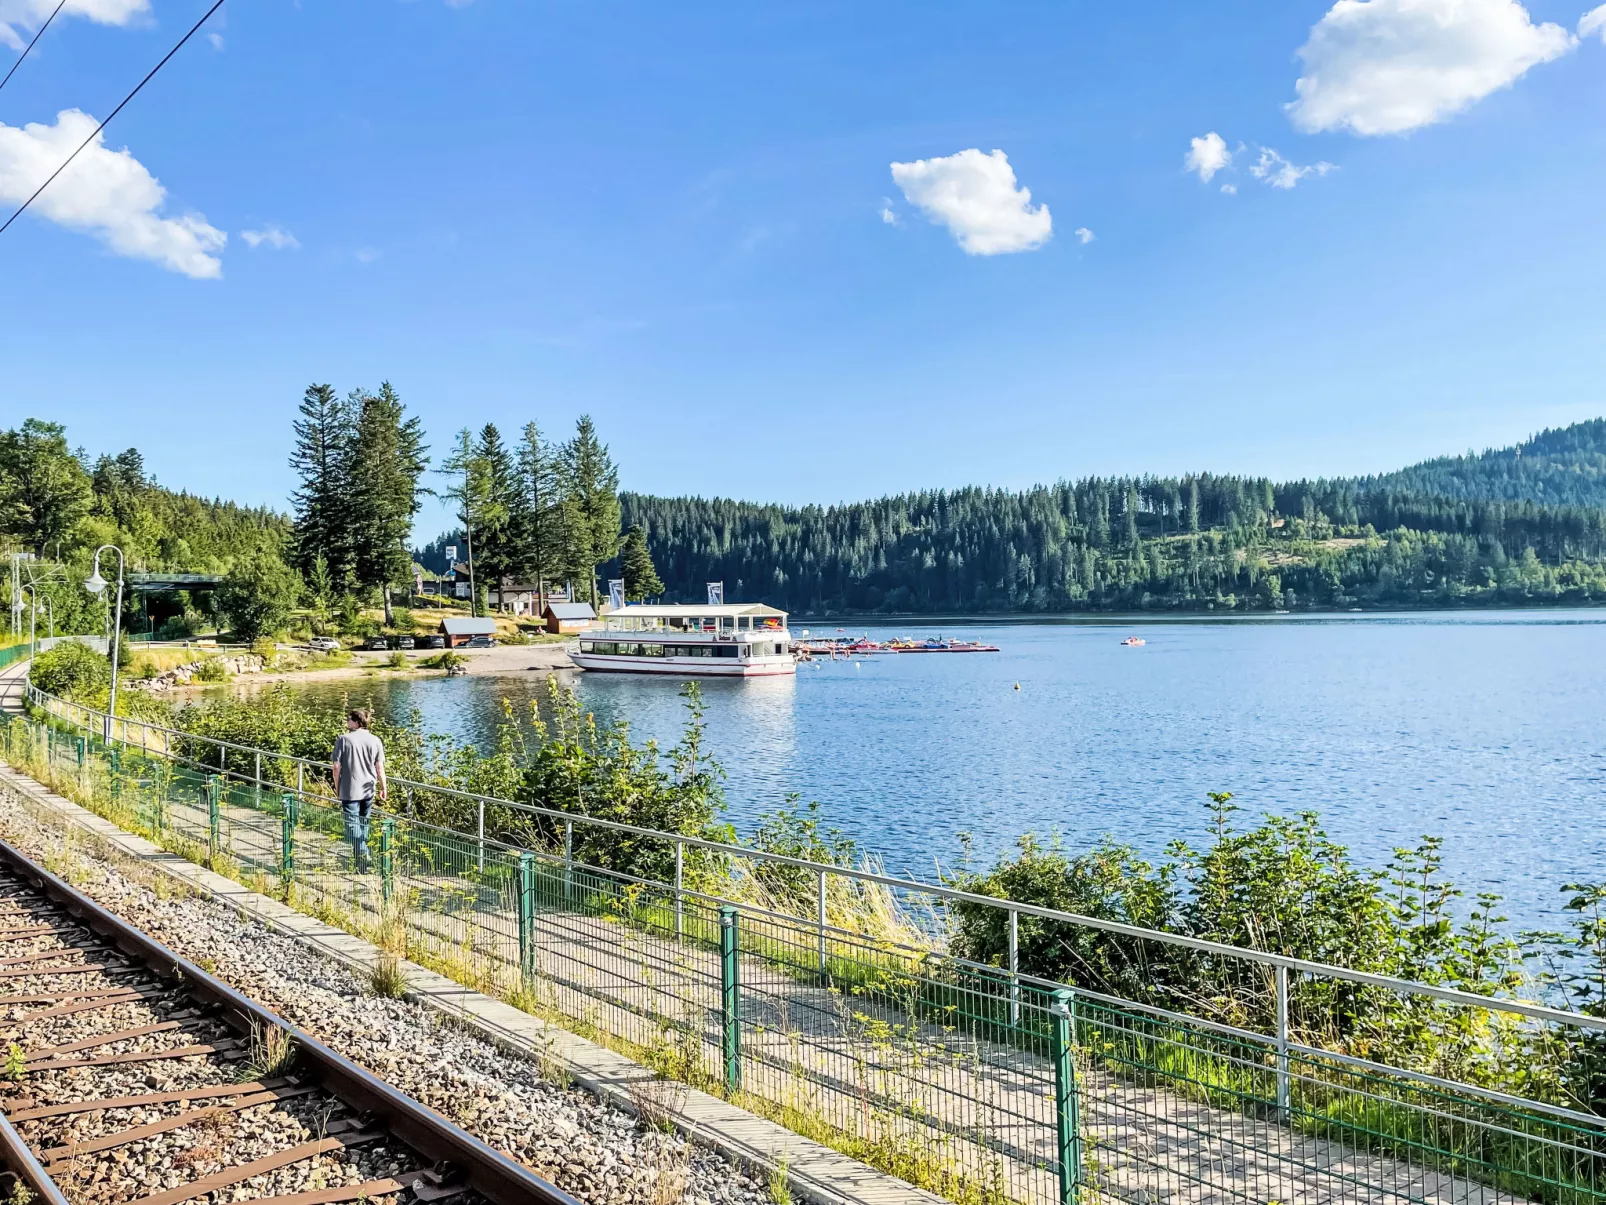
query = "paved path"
xmin=0 ymin=658 xmax=29 ymax=717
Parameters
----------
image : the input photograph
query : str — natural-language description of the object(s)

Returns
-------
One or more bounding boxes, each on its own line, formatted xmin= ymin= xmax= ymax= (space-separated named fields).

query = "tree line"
xmin=621 ymin=469 xmax=1606 ymax=614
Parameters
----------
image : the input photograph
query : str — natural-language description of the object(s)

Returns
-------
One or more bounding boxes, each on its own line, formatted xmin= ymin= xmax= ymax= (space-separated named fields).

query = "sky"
xmin=2 ymin=0 xmax=1605 ymax=540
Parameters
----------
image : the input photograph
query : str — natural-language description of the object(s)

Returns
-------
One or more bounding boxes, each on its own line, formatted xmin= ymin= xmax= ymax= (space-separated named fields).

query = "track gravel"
xmin=0 ymin=793 xmax=773 ymax=1205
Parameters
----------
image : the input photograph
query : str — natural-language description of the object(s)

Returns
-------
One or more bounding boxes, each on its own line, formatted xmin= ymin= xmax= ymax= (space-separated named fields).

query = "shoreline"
xmin=156 ymin=642 xmax=575 ymax=698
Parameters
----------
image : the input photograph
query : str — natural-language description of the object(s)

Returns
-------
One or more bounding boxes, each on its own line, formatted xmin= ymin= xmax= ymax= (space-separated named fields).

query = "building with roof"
xmin=438 ymin=616 xmax=498 ymax=646
xmin=542 ymin=601 xmax=597 ymax=634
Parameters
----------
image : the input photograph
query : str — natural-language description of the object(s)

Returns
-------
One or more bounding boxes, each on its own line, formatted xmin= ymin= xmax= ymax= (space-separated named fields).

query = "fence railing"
xmin=8 ymin=682 xmax=1606 ymax=1205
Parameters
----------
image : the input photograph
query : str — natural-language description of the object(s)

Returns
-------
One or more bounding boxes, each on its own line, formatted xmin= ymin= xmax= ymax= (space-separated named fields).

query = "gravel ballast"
xmin=0 ymin=792 xmax=772 ymax=1205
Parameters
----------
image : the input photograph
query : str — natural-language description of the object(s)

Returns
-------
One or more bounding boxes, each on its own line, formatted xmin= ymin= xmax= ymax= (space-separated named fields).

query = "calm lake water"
xmin=252 ymin=610 xmax=1606 ymax=930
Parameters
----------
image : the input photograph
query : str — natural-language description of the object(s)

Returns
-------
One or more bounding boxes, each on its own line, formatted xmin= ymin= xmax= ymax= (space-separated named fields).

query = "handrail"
xmin=17 ymin=679 xmax=1606 ymax=1036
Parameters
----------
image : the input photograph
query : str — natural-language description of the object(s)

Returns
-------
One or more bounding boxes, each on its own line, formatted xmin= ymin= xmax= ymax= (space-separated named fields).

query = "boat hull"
xmin=569 ymin=652 xmax=796 ymax=677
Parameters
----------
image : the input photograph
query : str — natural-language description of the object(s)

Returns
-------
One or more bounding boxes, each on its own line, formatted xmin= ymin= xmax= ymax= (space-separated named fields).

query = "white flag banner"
xmin=609 ymin=579 xmax=625 ymax=611
xmin=707 ymin=581 xmax=724 ymax=606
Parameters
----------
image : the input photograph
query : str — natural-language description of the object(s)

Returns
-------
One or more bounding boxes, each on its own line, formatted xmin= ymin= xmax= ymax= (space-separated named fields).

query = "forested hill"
xmin=1343 ymin=419 xmax=1606 ymax=507
xmin=620 ymin=421 xmax=1606 ymax=615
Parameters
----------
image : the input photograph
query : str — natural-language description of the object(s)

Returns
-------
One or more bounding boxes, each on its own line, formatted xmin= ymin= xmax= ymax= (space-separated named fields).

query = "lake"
xmin=250 ymin=610 xmax=1606 ymax=930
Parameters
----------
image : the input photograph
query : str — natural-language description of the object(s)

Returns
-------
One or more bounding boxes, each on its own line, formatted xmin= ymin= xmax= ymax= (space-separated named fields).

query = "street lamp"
xmin=23 ymin=588 xmax=52 ymax=661
xmin=84 ymin=545 xmax=125 ymax=742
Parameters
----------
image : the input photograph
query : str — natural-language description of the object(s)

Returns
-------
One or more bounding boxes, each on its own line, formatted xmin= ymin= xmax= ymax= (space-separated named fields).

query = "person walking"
xmin=332 ymin=708 xmax=386 ymax=873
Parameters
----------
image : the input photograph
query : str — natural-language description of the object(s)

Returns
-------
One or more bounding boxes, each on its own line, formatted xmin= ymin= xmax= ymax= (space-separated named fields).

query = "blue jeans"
xmin=341 ymin=795 xmax=374 ymax=871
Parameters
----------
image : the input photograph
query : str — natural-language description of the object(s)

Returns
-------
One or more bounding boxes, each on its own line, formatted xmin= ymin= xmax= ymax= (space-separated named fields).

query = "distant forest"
xmin=620 ymin=420 xmax=1606 ymax=614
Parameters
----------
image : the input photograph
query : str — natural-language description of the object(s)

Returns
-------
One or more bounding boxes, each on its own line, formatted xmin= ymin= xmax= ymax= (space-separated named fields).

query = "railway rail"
xmin=0 ymin=836 xmax=583 ymax=1205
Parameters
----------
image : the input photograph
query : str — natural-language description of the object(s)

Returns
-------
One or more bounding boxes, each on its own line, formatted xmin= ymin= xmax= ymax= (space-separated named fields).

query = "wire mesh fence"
xmin=5 ymin=695 xmax=1606 ymax=1205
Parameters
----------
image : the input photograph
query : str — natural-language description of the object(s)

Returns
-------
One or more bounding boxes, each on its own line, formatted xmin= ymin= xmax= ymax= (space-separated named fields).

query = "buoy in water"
xmin=1014 ymin=682 xmax=1020 ymax=691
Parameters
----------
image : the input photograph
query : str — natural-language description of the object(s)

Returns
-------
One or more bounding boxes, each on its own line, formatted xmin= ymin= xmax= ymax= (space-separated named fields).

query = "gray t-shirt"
xmin=333 ymin=729 xmax=385 ymax=802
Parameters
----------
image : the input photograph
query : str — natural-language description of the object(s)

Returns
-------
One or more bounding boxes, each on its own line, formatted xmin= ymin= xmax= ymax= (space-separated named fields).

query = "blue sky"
xmin=2 ymin=0 xmax=1604 ymax=538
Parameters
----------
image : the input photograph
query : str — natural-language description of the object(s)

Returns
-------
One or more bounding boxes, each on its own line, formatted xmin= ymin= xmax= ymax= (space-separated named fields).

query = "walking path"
xmin=0 ymin=658 xmax=29 ymax=716
xmin=139 ymin=769 xmax=1531 ymax=1205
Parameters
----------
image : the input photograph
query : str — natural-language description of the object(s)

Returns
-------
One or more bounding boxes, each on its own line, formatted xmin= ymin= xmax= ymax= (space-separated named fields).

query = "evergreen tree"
xmin=439 ymin=428 xmax=503 ymax=617
xmin=288 ymin=384 xmax=355 ymax=584
xmin=0 ymin=419 xmax=93 ymax=551
xmin=558 ymin=415 xmax=621 ymax=607
xmin=473 ymin=423 xmax=518 ymax=596
xmin=348 ymin=382 xmax=429 ymax=623
xmin=511 ymin=421 xmax=563 ymax=606
xmin=620 ymin=524 xmax=663 ymax=601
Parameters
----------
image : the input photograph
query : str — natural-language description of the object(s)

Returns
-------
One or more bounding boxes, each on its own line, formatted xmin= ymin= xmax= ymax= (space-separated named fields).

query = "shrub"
xmin=422 ymin=651 xmax=467 ymax=671
xmin=217 ymin=551 xmax=300 ymax=640
xmin=250 ymin=636 xmax=279 ymax=666
xmin=385 ymin=651 xmax=407 ymax=669
xmin=192 ymin=657 xmax=230 ymax=683
xmin=30 ymin=641 xmax=110 ymax=699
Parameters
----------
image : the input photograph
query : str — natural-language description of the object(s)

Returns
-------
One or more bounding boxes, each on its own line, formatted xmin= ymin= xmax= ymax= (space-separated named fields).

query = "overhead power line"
xmin=0 ymin=0 xmax=226 ymax=238
xmin=0 ymin=0 xmax=68 ymax=96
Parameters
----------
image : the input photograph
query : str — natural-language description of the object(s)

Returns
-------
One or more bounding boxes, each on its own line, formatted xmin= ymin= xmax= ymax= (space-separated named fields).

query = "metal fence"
xmin=7 ymin=684 xmax=1606 ymax=1205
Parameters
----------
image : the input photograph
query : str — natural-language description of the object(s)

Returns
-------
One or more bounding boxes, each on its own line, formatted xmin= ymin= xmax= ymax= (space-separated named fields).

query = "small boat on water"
xmin=1121 ymin=637 xmax=1146 ymax=647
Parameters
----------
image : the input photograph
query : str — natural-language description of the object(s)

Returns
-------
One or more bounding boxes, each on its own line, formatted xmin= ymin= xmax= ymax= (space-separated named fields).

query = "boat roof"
xmin=607 ymin=603 xmax=787 ymax=618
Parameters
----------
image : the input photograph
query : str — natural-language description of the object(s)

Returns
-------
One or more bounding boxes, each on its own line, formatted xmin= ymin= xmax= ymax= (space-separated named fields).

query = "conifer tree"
xmin=473 ymin=423 xmax=517 ymax=595
xmin=558 ymin=415 xmax=621 ymax=607
xmin=288 ymin=384 xmax=355 ymax=584
xmin=512 ymin=422 xmax=563 ymax=608
xmin=348 ymin=382 xmax=429 ymax=623
xmin=620 ymin=524 xmax=663 ymax=601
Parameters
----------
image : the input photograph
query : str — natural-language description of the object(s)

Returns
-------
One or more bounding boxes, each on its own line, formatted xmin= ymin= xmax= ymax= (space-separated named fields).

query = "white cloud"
xmin=206 ymin=31 xmax=223 ymax=50
xmin=1250 ymin=147 xmax=1336 ymax=189
xmin=889 ymin=148 xmax=1051 ymax=255
xmin=1221 ymin=183 xmax=1238 ymax=195
xmin=241 ymin=225 xmax=298 ymax=250
xmin=0 ymin=0 xmax=148 ymax=50
xmin=1184 ymin=132 xmax=1232 ymax=182
xmin=1288 ymin=0 xmax=1575 ymax=136
xmin=879 ymin=198 xmax=898 ymax=225
xmin=0 ymin=109 xmax=224 ymax=277
xmin=354 ymin=246 xmax=380 ymax=264
xmin=1581 ymin=3 xmax=1606 ymax=40
xmin=1073 ymin=227 xmax=1094 ymax=245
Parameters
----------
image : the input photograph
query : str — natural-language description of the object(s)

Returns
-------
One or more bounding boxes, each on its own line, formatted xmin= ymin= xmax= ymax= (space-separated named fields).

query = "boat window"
xmin=713 ymin=645 xmax=738 ymax=658
xmin=579 ymin=641 xmax=594 ymax=654
xmin=777 ymin=642 xmax=789 ymax=656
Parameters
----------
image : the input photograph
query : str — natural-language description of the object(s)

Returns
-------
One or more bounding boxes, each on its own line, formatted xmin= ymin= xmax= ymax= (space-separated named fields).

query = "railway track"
xmin=0 ymin=837 xmax=582 ymax=1205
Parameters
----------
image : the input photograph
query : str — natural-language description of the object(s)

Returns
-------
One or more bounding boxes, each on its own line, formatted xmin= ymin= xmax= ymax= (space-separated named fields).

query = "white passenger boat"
xmin=569 ymin=603 xmax=796 ymax=677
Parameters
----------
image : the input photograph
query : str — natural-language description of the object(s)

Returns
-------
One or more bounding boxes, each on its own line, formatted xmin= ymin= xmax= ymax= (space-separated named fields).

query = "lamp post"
xmin=84 ymin=546 xmax=125 ymax=742
xmin=23 ymin=588 xmax=51 ymax=660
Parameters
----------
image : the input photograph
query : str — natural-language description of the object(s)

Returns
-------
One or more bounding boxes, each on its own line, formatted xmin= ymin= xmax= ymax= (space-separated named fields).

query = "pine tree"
xmin=558 ymin=415 xmax=621 ymax=607
xmin=620 ymin=524 xmax=663 ymax=601
xmin=439 ymin=428 xmax=503 ymax=618
xmin=511 ymin=422 xmax=563 ymax=608
xmin=473 ymin=423 xmax=517 ymax=598
xmin=288 ymin=384 xmax=355 ymax=584
xmin=348 ymin=382 xmax=429 ymax=623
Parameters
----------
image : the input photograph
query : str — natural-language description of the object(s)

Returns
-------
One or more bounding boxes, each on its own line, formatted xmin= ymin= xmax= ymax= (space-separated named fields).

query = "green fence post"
xmin=720 ymin=904 xmax=742 ymax=1092
xmin=1051 ymin=988 xmax=1082 ymax=1205
xmin=76 ymin=735 xmax=86 ymax=790
xmin=379 ymin=817 xmax=395 ymax=906
xmin=207 ymin=775 xmax=221 ymax=860
xmin=109 ymin=747 xmax=122 ymax=806
xmin=517 ymin=852 xmax=536 ymax=984
xmin=280 ymin=791 xmax=297 ymax=886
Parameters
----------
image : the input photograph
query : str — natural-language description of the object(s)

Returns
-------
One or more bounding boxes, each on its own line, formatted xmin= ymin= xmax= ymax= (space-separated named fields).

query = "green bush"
xmin=30 ymin=641 xmax=110 ymax=699
xmin=385 ymin=650 xmax=407 ymax=669
xmin=192 ymin=657 xmax=229 ymax=683
xmin=422 ymin=650 xmax=467 ymax=671
xmin=217 ymin=550 xmax=300 ymax=640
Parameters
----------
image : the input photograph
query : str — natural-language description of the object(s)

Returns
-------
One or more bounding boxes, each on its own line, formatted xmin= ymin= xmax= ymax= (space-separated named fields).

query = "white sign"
xmin=706 ymin=581 xmax=724 ymax=606
xmin=445 ymin=545 xmax=458 ymax=563
xmin=608 ymin=579 xmax=625 ymax=611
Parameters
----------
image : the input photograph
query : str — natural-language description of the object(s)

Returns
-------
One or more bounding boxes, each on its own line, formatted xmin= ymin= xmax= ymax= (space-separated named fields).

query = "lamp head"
xmin=84 ymin=568 xmax=108 ymax=595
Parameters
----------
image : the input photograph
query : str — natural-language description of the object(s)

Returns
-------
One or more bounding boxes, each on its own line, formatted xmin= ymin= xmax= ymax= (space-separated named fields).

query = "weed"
xmin=627 ymin=1072 xmax=686 ymax=1135
xmin=4 ymin=1042 xmax=25 ymax=1081
xmin=239 ymin=1018 xmax=297 ymax=1081
xmin=768 ymin=1157 xmax=791 ymax=1205
xmin=368 ymin=953 xmax=408 ymax=999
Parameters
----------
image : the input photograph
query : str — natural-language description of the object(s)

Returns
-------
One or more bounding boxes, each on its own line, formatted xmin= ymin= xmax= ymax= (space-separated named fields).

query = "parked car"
xmin=393 ymin=635 xmax=416 ymax=649
xmin=421 ymin=635 xmax=446 ymax=649
xmin=463 ymin=635 xmax=496 ymax=648
xmin=308 ymin=636 xmax=341 ymax=652
xmin=362 ymin=636 xmax=389 ymax=651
